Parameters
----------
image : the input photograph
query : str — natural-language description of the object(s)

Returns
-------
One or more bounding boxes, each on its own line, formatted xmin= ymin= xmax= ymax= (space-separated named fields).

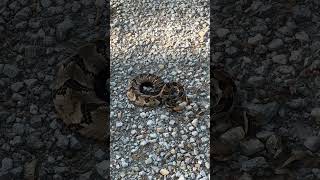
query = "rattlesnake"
xmin=52 ymin=39 xmax=109 ymax=142
xmin=126 ymin=73 xmax=188 ymax=112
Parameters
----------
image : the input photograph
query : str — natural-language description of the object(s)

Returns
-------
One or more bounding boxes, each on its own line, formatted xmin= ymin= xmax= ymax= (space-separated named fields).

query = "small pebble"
xmin=160 ymin=168 xmax=169 ymax=176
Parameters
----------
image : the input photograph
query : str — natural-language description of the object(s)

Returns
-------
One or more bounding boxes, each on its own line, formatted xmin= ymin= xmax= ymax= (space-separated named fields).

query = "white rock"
xmin=140 ymin=112 xmax=147 ymax=118
xmin=160 ymin=114 xmax=168 ymax=120
xmin=145 ymin=158 xmax=152 ymax=164
xmin=191 ymin=119 xmax=198 ymax=127
xmin=158 ymin=64 xmax=165 ymax=69
xmin=191 ymin=131 xmax=198 ymax=136
xmin=160 ymin=168 xmax=169 ymax=176
xmin=116 ymin=122 xmax=123 ymax=127
xmin=147 ymin=120 xmax=154 ymax=125
xmin=140 ymin=140 xmax=148 ymax=146
xmin=149 ymin=133 xmax=157 ymax=138
xmin=121 ymin=160 xmax=128 ymax=167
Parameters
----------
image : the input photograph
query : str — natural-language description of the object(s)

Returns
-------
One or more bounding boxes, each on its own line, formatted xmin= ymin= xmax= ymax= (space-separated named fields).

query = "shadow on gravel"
xmin=211 ymin=0 xmax=320 ymax=179
xmin=0 ymin=0 xmax=110 ymax=179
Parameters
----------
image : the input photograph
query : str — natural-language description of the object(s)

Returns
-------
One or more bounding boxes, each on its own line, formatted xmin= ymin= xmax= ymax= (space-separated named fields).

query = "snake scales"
xmin=126 ymin=73 xmax=189 ymax=112
xmin=52 ymin=39 xmax=109 ymax=142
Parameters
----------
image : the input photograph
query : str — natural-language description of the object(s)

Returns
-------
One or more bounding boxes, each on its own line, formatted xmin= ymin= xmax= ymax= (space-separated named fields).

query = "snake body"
xmin=126 ymin=74 xmax=188 ymax=111
xmin=52 ymin=39 xmax=108 ymax=142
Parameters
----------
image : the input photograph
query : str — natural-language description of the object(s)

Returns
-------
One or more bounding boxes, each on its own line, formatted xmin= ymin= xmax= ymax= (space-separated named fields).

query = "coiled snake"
xmin=126 ymin=74 xmax=189 ymax=112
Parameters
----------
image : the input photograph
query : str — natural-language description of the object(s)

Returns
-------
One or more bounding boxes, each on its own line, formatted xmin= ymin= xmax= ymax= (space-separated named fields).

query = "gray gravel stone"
xmin=304 ymin=136 xmax=320 ymax=152
xmin=15 ymin=7 xmax=32 ymax=21
xmin=240 ymin=138 xmax=264 ymax=156
xmin=18 ymin=0 xmax=29 ymax=6
xmin=15 ymin=21 xmax=28 ymax=29
xmin=95 ymin=149 xmax=106 ymax=161
xmin=0 ymin=64 xmax=3 ymax=74
xmin=287 ymin=98 xmax=305 ymax=109
xmin=10 ymin=136 xmax=23 ymax=146
xmin=0 ymin=0 xmax=9 ymax=7
xmin=95 ymin=0 xmax=105 ymax=7
xmin=276 ymin=65 xmax=295 ymax=74
xmin=247 ymin=34 xmax=263 ymax=45
xmin=289 ymin=49 xmax=302 ymax=62
xmin=268 ymin=39 xmax=283 ymax=50
xmin=79 ymin=171 xmax=92 ymax=180
xmin=246 ymin=102 xmax=279 ymax=124
xmin=30 ymin=116 xmax=42 ymax=128
xmin=81 ymin=0 xmax=92 ymax=6
xmin=241 ymin=157 xmax=268 ymax=172
xmin=54 ymin=166 xmax=68 ymax=174
xmin=293 ymin=5 xmax=311 ymax=19
xmin=48 ymin=6 xmax=64 ymax=15
xmin=10 ymin=166 xmax=23 ymax=176
xmin=256 ymin=131 xmax=274 ymax=141
xmin=225 ymin=46 xmax=238 ymax=55
xmin=49 ymin=120 xmax=59 ymax=129
xmin=247 ymin=76 xmax=264 ymax=87
xmin=1 ymin=143 xmax=10 ymax=152
xmin=55 ymin=0 xmax=64 ymax=5
xmin=40 ymin=0 xmax=52 ymax=8
xmin=10 ymin=82 xmax=24 ymax=92
xmin=311 ymin=41 xmax=320 ymax=52
xmin=144 ymin=157 xmax=153 ymax=165
xmin=0 ymin=112 xmax=10 ymax=122
xmin=30 ymin=104 xmax=38 ymax=115
xmin=27 ymin=134 xmax=43 ymax=149
xmin=24 ymin=79 xmax=38 ymax=87
xmin=272 ymin=54 xmax=287 ymax=64
xmin=56 ymin=17 xmax=74 ymax=41
xmin=11 ymin=93 xmax=23 ymax=101
xmin=312 ymin=168 xmax=320 ymax=179
xmin=1 ymin=158 xmax=13 ymax=171
xmin=239 ymin=173 xmax=252 ymax=180
xmin=220 ymin=126 xmax=245 ymax=145
xmin=12 ymin=123 xmax=25 ymax=135
xmin=115 ymin=122 xmax=123 ymax=127
xmin=215 ymin=28 xmax=230 ymax=38
xmin=53 ymin=174 xmax=63 ymax=180
xmin=2 ymin=65 xmax=20 ymax=78
xmin=56 ymin=134 xmax=69 ymax=149
xmin=295 ymin=31 xmax=309 ymax=42
xmin=140 ymin=112 xmax=147 ymax=118
xmin=69 ymin=136 xmax=81 ymax=150
xmin=71 ymin=1 xmax=81 ymax=13
xmin=96 ymin=160 xmax=109 ymax=178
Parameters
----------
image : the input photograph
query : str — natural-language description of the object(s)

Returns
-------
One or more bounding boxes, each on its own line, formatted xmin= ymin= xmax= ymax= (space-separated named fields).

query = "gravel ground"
xmin=110 ymin=0 xmax=210 ymax=179
xmin=211 ymin=0 xmax=320 ymax=179
xmin=2 ymin=0 xmax=320 ymax=179
xmin=0 ymin=0 xmax=109 ymax=179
